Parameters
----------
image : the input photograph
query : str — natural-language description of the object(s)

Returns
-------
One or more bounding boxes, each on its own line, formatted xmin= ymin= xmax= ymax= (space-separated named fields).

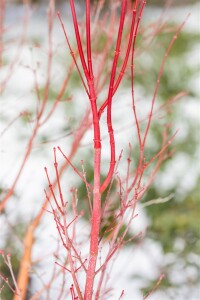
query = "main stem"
xmin=84 ymin=148 xmax=101 ymax=300
xmin=69 ymin=1 xmax=101 ymax=298
xmin=84 ymin=81 xmax=101 ymax=300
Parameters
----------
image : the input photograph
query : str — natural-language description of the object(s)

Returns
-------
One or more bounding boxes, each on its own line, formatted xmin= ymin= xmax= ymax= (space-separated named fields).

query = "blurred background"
xmin=0 ymin=0 xmax=200 ymax=299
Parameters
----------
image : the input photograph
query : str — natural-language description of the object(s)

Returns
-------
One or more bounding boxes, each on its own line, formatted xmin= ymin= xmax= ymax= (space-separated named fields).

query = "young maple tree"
xmin=43 ymin=1 xmax=187 ymax=299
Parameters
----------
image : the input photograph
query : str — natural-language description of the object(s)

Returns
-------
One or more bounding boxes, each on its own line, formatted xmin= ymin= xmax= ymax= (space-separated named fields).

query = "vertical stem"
xmin=69 ymin=0 xmax=89 ymax=78
xmin=84 ymin=81 xmax=101 ymax=300
xmin=84 ymin=2 xmax=101 ymax=296
xmin=84 ymin=148 xmax=101 ymax=300
xmin=86 ymin=0 xmax=93 ymax=76
xmin=12 ymin=226 xmax=34 ymax=300
xmin=100 ymin=0 xmax=127 ymax=193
